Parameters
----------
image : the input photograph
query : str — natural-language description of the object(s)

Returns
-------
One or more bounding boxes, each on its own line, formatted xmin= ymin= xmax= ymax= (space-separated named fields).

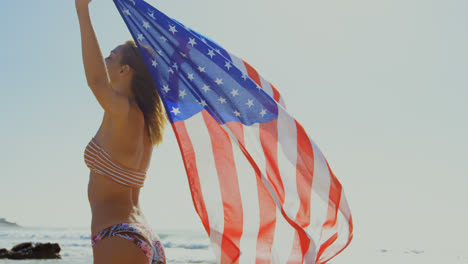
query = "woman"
xmin=76 ymin=0 xmax=167 ymax=263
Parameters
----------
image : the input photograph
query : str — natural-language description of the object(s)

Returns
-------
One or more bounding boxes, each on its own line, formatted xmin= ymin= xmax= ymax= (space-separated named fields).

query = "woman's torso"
xmin=87 ymin=103 xmax=153 ymax=237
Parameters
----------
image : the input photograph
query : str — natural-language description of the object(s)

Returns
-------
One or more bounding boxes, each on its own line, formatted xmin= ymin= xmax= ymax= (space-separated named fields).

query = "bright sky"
xmin=1 ymin=0 xmax=467 ymax=261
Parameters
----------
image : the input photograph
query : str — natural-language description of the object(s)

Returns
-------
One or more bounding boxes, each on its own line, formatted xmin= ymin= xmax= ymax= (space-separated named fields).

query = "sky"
xmin=1 ymin=0 xmax=467 ymax=261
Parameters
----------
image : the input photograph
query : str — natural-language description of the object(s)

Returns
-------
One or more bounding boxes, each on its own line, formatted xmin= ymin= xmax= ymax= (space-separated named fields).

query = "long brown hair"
xmin=119 ymin=40 xmax=166 ymax=146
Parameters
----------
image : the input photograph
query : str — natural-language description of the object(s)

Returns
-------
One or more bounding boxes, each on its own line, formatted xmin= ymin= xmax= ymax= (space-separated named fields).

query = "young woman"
xmin=76 ymin=0 xmax=166 ymax=263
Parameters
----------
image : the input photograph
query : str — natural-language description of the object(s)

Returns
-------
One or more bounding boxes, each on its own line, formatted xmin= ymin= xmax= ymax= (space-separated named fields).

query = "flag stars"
xmin=162 ymin=85 xmax=170 ymax=93
xmin=233 ymin=110 xmax=241 ymax=117
xmin=201 ymin=38 xmax=207 ymax=44
xmin=224 ymin=62 xmax=232 ymax=70
xmin=207 ymin=50 xmax=215 ymax=58
xmin=260 ymin=109 xmax=267 ymax=117
xmin=218 ymin=97 xmax=227 ymax=104
xmin=172 ymin=62 xmax=178 ymax=70
xmin=157 ymin=50 xmax=163 ymax=56
xmin=171 ymin=107 xmax=181 ymax=115
xmin=143 ymin=21 xmax=150 ymax=29
xmin=151 ymin=59 xmax=158 ymax=67
xmin=188 ymin=38 xmax=197 ymax=47
xmin=168 ymin=68 xmax=174 ymax=74
xmin=179 ymin=89 xmax=187 ymax=98
xmin=123 ymin=9 xmax=131 ymax=15
xmin=241 ymin=74 xmax=248 ymax=81
xmin=169 ymin=25 xmax=178 ymax=34
xmin=246 ymin=99 xmax=254 ymax=108
xmin=198 ymin=66 xmax=206 ymax=73
xmin=160 ymin=36 xmax=168 ymax=42
xmin=187 ymin=73 xmax=194 ymax=81
xmin=202 ymin=85 xmax=210 ymax=92
xmin=216 ymin=49 xmax=221 ymax=54
xmin=215 ymin=78 xmax=223 ymax=85
xmin=198 ymin=100 xmax=208 ymax=107
xmin=230 ymin=89 xmax=239 ymax=96
xmin=148 ymin=12 xmax=155 ymax=19
xmin=137 ymin=34 xmax=144 ymax=41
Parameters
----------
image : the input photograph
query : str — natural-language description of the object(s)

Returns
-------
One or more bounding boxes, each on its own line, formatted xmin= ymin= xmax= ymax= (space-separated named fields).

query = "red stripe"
xmin=318 ymin=164 xmax=354 ymax=264
xmin=202 ymin=112 xmax=243 ymax=263
xmin=255 ymin=175 xmax=276 ymax=264
xmin=256 ymin=120 xmax=283 ymax=263
xmin=229 ymin=60 xmax=281 ymax=262
xmin=295 ymin=122 xmax=314 ymax=248
xmin=260 ymin=120 xmax=285 ymax=203
xmin=287 ymin=121 xmax=315 ymax=263
xmin=226 ymin=121 xmax=278 ymax=263
xmin=242 ymin=59 xmax=262 ymax=87
xmin=316 ymin=164 xmax=343 ymax=263
xmin=172 ymin=121 xmax=211 ymax=236
xmin=244 ymin=58 xmax=285 ymax=202
xmin=323 ymin=167 xmax=342 ymax=229
xmin=269 ymin=82 xmax=281 ymax=103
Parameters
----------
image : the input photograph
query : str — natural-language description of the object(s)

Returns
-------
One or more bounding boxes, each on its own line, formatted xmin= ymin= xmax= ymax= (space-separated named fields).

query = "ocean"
xmin=1 ymin=225 xmax=467 ymax=264
xmin=0 ymin=225 xmax=215 ymax=264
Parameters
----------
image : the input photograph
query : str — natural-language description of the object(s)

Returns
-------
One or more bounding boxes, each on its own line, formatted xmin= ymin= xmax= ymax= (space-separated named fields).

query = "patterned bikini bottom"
xmin=91 ymin=222 xmax=165 ymax=264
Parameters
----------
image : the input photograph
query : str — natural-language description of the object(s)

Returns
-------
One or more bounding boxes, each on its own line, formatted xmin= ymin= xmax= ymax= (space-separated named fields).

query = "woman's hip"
xmin=91 ymin=222 xmax=165 ymax=264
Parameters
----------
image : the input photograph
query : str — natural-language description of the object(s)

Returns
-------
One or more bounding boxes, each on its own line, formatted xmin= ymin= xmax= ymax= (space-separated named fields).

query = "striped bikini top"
xmin=84 ymin=138 xmax=147 ymax=188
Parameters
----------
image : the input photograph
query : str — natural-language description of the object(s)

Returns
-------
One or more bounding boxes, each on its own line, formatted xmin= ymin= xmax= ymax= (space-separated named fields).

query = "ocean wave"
xmin=0 ymin=230 xmax=91 ymax=241
xmin=61 ymin=243 xmax=91 ymax=247
xmin=163 ymin=241 xmax=209 ymax=250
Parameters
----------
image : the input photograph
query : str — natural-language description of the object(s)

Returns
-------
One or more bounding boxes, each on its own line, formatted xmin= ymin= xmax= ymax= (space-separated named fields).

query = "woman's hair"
xmin=119 ymin=40 xmax=166 ymax=146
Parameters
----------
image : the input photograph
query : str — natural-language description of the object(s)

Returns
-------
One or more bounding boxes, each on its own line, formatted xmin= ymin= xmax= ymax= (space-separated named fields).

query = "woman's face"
xmin=105 ymin=45 xmax=130 ymax=84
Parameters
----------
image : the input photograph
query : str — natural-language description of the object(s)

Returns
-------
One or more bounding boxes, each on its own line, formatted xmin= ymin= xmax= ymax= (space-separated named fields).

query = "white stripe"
xmin=86 ymin=145 xmax=146 ymax=185
xmin=318 ymin=189 xmax=351 ymax=261
xmin=278 ymin=96 xmax=287 ymax=110
xmin=332 ymin=189 xmax=352 ymax=253
xmin=94 ymin=155 xmax=145 ymax=184
xmin=243 ymin=123 xmax=274 ymax=260
xmin=99 ymin=153 xmax=146 ymax=180
xmin=90 ymin=141 xmax=146 ymax=177
xmin=84 ymin=157 xmax=94 ymax=165
xmin=304 ymin=140 xmax=332 ymax=258
xmin=227 ymin=52 xmax=248 ymax=76
xmin=185 ymin=113 xmax=224 ymax=263
xmin=303 ymin=240 xmax=317 ymax=264
xmin=100 ymin=151 xmax=146 ymax=177
xmin=93 ymin=169 xmax=138 ymax=187
xmin=259 ymin=76 xmax=274 ymax=99
xmin=223 ymin=123 xmax=260 ymax=263
xmin=270 ymin=108 xmax=300 ymax=263
xmin=87 ymin=143 xmax=146 ymax=180
xmin=339 ymin=189 xmax=352 ymax=226
xmin=92 ymin=158 xmax=144 ymax=187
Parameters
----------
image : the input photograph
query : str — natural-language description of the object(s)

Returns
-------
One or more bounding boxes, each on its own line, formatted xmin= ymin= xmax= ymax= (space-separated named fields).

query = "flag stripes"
xmin=113 ymin=0 xmax=353 ymax=263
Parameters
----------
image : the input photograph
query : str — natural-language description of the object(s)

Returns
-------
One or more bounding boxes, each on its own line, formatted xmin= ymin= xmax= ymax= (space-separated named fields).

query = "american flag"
xmin=113 ymin=0 xmax=353 ymax=263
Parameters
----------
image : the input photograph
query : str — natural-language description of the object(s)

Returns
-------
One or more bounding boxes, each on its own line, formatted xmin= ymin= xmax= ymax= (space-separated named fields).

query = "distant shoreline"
xmin=0 ymin=218 xmax=21 ymax=227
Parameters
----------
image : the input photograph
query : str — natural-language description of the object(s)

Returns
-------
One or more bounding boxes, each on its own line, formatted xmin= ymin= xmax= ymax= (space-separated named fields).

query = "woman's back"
xmin=86 ymin=104 xmax=153 ymax=235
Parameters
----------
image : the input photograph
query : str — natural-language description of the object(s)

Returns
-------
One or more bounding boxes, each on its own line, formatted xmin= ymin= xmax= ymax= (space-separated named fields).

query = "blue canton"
xmin=114 ymin=0 xmax=278 ymax=125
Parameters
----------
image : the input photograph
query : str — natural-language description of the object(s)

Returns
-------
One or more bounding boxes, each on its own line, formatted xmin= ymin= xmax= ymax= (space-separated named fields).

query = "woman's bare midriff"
xmin=88 ymin=171 xmax=150 ymax=237
xmin=88 ymin=107 xmax=154 ymax=237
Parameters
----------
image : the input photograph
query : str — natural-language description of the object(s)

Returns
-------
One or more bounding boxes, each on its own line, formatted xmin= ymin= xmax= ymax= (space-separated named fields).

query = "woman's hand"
xmin=75 ymin=0 xmax=92 ymax=10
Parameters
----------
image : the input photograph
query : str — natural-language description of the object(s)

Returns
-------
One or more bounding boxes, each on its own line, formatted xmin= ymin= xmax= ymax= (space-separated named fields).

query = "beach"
xmin=1 ymin=225 xmax=467 ymax=264
xmin=0 ymin=225 xmax=215 ymax=264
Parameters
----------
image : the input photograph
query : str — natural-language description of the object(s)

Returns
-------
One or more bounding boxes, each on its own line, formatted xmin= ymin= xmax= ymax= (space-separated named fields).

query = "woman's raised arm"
xmin=76 ymin=0 xmax=109 ymax=88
